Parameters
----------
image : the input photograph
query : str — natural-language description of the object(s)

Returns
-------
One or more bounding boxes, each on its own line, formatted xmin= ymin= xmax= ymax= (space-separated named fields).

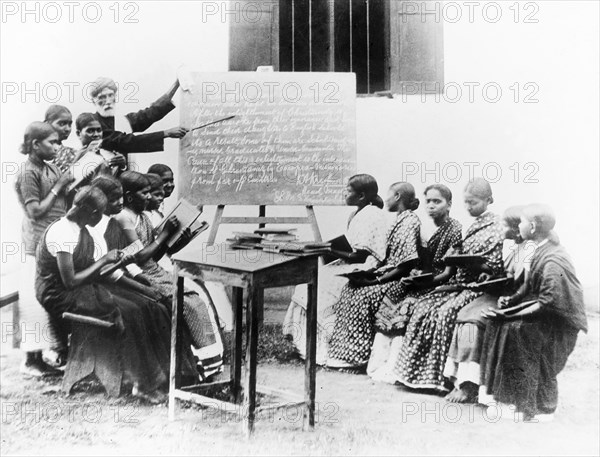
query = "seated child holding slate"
xmin=114 ymin=171 xmax=223 ymax=380
xmin=443 ymin=205 xmax=536 ymax=403
xmin=283 ymin=174 xmax=389 ymax=366
xmin=368 ymin=184 xmax=462 ymax=382
xmin=36 ymin=186 xmax=187 ymax=402
xmin=478 ymin=204 xmax=588 ymax=422
xmin=148 ymin=163 xmax=234 ymax=334
xmin=327 ymin=182 xmax=422 ymax=371
xmin=393 ymin=178 xmax=504 ymax=390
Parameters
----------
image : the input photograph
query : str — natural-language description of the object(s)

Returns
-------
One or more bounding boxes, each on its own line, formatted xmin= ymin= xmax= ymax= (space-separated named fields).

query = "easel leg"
xmin=168 ymin=273 xmax=185 ymax=421
xmin=304 ymin=276 xmax=318 ymax=430
xmin=208 ymin=205 xmax=225 ymax=245
xmin=258 ymin=205 xmax=266 ymax=229
xmin=306 ymin=206 xmax=322 ymax=242
xmin=243 ymin=286 xmax=262 ymax=438
xmin=231 ymin=287 xmax=243 ymax=403
xmin=257 ymin=205 xmax=265 ymax=323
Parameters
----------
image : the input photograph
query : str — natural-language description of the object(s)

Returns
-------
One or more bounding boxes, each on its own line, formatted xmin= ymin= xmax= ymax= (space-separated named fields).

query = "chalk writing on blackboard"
xmin=179 ymin=72 xmax=357 ymax=206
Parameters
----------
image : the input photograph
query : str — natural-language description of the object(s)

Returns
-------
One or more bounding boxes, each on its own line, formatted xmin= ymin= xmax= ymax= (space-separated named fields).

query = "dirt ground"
xmin=1 ymin=288 xmax=599 ymax=456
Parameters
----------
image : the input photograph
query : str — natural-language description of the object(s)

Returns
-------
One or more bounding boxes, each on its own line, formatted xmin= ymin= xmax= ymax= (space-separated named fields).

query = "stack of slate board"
xmin=227 ymin=228 xmax=331 ymax=256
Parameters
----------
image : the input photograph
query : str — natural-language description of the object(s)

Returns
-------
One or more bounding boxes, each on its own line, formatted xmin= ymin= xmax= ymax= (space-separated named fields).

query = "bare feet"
xmin=20 ymin=352 xmax=63 ymax=378
xmin=132 ymin=384 xmax=167 ymax=404
xmin=445 ymin=382 xmax=478 ymax=403
xmin=445 ymin=387 xmax=467 ymax=402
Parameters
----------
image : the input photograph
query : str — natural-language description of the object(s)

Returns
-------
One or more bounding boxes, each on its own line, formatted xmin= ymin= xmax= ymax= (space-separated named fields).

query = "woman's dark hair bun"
xmin=409 ymin=197 xmax=420 ymax=211
xmin=372 ymin=195 xmax=384 ymax=209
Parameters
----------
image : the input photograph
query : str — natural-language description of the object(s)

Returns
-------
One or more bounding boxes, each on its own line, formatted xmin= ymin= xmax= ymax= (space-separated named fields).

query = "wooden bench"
xmin=0 ymin=290 xmax=20 ymax=349
xmin=61 ymin=312 xmax=122 ymax=397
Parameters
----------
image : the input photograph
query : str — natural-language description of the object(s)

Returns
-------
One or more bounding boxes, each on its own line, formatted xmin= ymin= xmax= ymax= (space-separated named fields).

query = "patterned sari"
xmin=393 ymin=212 xmax=504 ymax=390
xmin=327 ymin=210 xmax=421 ymax=367
xmin=282 ymin=204 xmax=388 ymax=364
xmin=375 ymin=217 xmax=463 ymax=335
xmin=367 ymin=217 xmax=463 ymax=378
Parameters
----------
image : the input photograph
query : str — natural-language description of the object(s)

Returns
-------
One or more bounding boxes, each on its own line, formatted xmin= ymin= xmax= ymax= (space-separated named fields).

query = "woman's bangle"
xmin=50 ymin=188 xmax=59 ymax=197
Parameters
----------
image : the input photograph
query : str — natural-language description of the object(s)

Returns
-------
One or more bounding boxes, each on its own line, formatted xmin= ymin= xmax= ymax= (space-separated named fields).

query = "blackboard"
xmin=178 ymin=72 xmax=357 ymax=206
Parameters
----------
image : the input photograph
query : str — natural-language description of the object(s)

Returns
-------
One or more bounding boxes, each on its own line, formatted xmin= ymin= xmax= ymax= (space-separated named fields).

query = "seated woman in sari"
xmin=393 ymin=178 xmax=504 ymax=391
xmin=283 ymin=174 xmax=388 ymax=365
xmin=88 ymin=175 xmax=169 ymax=294
xmin=479 ymin=204 xmax=587 ymax=422
xmin=443 ymin=205 xmax=537 ymax=403
xmin=35 ymin=186 xmax=192 ymax=403
xmin=139 ymin=172 xmax=225 ymax=371
xmin=113 ymin=171 xmax=224 ymax=380
xmin=326 ymin=182 xmax=422 ymax=371
xmin=368 ymin=184 xmax=462 ymax=381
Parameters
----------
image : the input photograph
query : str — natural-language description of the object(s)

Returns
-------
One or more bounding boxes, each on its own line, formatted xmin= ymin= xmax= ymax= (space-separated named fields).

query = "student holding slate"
xmin=113 ymin=171 xmax=224 ymax=380
xmin=369 ymin=184 xmax=463 ymax=382
xmin=35 ymin=186 xmax=194 ymax=403
xmin=478 ymin=204 xmax=588 ymax=422
xmin=15 ymin=121 xmax=74 ymax=377
xmin=283 ymin=174 xmax=388 ymax=365
xmin=327 ymin=182 xmax=422 ymax=372
xmin=444 ymin=205 xmax=536 ymax=403
xmin=393 ymin=178 xmax=504 ymax=391
xmin=148 ymin=193 xmax=225 ymax=370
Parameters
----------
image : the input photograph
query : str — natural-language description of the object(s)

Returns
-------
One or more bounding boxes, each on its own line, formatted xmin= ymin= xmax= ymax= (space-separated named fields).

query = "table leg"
xmin=231 ymin=287 xmax=243 ymax=403
xmin=12 ymin=297 xmax=20 ymax=349
xmin=304 ymin=277 xmax=318 ymax=430
xmin=243 ymin=286 xmax=262 ymax=437
xmin=168 ymin=274 xmax=185 ymax=421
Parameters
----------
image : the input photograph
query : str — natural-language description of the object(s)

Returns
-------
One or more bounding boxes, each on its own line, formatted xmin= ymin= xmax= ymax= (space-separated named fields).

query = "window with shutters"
xmin=228 ymin=0 xmax=444 ymax=95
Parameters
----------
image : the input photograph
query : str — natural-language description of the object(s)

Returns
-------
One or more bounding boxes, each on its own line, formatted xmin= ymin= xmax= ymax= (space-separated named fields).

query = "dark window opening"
xmin=230 ymin=0 xmax=444 ymax=95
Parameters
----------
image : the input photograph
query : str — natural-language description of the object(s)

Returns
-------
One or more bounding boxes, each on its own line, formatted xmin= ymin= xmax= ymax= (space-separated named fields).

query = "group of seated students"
xmin=14 ymin=77 xmax=221 ymax=403
xmin=13 ymin=77 xmax=587 ymax=419
xmin=283 ymin=174 xmax=588 ymax=422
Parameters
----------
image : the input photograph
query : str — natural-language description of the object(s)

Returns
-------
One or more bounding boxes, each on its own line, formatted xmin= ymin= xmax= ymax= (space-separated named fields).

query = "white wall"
xmin=1 ymin=1 xmax=598 ymax=308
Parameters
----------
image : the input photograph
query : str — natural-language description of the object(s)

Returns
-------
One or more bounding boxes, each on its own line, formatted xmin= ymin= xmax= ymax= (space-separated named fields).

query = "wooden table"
xmin=168 ymin=245 xmax=318 ymax=436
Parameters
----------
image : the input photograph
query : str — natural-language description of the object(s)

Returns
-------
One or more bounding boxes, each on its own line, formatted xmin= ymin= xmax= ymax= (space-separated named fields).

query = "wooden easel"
xmin=207 ymin=205 xmax=322 ymax=245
